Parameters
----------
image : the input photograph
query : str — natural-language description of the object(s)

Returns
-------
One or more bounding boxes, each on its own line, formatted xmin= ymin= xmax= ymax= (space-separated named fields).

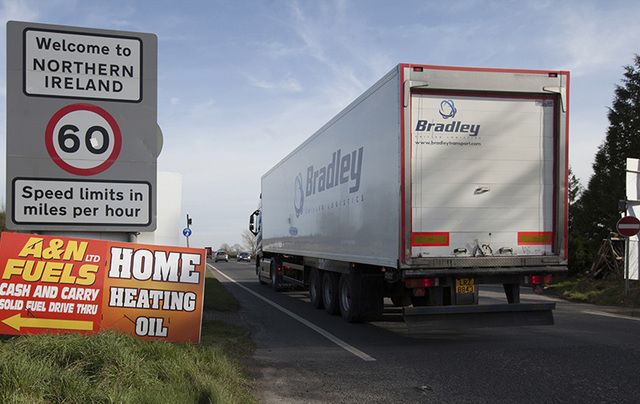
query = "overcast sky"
xmin=1 ymin=0 xmax=639 ymax=248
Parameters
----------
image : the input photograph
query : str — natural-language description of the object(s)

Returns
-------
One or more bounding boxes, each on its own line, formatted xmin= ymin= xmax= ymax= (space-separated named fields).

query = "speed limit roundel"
xmin=45 ymin=103 xmax=122 ymax=176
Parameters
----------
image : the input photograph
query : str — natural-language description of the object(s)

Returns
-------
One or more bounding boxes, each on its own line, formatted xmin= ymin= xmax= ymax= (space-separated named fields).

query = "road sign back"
xmin=616 ymin=216 xmax=640 ymax=237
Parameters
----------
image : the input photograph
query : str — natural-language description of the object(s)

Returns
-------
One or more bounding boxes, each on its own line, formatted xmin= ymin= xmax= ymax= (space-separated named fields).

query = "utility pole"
xmin=184 ymin=214 xmax=193 ymax=248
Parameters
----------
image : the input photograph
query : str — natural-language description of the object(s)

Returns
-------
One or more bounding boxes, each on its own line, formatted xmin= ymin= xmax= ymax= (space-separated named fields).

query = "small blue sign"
xmin=182 ymin=227 xmax=192 ymax=237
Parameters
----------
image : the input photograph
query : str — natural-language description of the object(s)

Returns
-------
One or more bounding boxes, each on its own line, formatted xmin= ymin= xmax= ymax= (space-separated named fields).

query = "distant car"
xmin=237 ymin=252 xmax=251 ymax=262
xmin=214 ymin=251 xmax=229 ymax=262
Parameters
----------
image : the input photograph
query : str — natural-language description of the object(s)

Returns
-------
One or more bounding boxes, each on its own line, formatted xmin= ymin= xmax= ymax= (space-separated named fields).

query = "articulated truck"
xmin=249 ymin=64 xmax=569 ymax=330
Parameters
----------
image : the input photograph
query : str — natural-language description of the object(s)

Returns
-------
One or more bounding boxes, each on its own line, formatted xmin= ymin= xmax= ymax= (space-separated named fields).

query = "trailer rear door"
xmin=410 ymin=92 xmax=556 ymax=258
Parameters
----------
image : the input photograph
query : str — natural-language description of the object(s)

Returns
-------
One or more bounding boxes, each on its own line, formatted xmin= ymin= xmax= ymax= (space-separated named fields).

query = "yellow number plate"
xmin=455 ymin=278 xmax=475 ymax=294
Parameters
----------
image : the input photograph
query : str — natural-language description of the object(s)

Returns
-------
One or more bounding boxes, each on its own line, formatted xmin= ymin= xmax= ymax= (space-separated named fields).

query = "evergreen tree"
xmin=568 ymin=168 xmax=590 ymax=274
xmin=575 ymin=55 xmax=640 ymax=253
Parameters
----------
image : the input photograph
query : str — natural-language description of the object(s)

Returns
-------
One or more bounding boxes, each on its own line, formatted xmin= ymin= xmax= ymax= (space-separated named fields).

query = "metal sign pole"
xmin=185 ymin=214 xmax=192 ymax=248
xmin=625 ymin=236 xmax=630 ymax=296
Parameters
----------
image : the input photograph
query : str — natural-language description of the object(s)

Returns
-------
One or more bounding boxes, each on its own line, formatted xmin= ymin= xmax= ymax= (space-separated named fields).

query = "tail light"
xmin=405 ymin=278 xmax=439 ymax=288
xmin=531 ymin=275 xmax=553 ymax=285
xmin=422 ymin=278 xmax=437 ymax=287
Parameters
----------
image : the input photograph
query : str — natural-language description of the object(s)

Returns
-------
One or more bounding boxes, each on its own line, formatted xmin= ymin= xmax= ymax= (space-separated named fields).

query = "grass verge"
xmin=549 ymin=277 xmax=640 ymax=308
xmin=204 ymin=276 xmax=240 ymax=312
xmin=0 ymin=271 xmax=255 ymax=403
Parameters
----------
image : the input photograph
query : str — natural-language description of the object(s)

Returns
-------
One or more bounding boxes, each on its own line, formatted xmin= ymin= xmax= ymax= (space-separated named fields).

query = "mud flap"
xmin=346 ymin=271 xmax=383 ymax=321
xmin=403 ymin=303 xmax=555 ymax=333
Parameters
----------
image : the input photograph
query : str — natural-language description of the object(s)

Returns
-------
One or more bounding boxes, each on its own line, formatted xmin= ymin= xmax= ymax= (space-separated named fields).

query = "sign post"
xmin=6 ymin=21 xmax=158 ymax=232
xmin=616 ymin=215 xmax=640 ymax=295
xmin=183 ymin=227 xmax=192 ymax=247
xmin=183 ymin=214 xmax=193 ymax=248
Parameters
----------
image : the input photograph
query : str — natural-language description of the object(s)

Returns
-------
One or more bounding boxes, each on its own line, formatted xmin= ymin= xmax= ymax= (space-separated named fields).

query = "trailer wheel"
xmin=270 ymin=260 xmax=282 ymax=292
xmin=339 ymin=273 xmax=362 ymax=323
xmin=257 ymin=258 xmax=266 ymax=285
xmin=322 ymin=272 xmax=339 ymax=315
xmin=309 ymin=268 xmax=324 ymax=309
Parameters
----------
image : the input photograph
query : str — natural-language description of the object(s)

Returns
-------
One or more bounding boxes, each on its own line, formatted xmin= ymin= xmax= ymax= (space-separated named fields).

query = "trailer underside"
xmin=256 ymin=252 xmax=564 ymax=331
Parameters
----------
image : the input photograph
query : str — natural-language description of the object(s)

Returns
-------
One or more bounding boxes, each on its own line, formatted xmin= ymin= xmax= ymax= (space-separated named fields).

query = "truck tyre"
xmin=309 ymin=268 xmax=324 ymax=309
xmin=270 ymin=260 xmax=282 ymax=292
xmin=256 ymin=258 xmax=266 ymax=285
xmin=322 ymin=272 xmax=340 ymax=315
xmin=339 ymin=273 xmax=362 ymax=323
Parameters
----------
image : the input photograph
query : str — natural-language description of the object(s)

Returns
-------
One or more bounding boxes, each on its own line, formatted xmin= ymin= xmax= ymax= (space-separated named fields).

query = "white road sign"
xmin=6 ymin=21 xmax=157 ymax=232
xmin=24 ymin=28 xmax=141 ymax=101
xmin=12 ymin=179 xmax=151 ymax=225
xmin=45 ymin=103 xmax=122 ymax=175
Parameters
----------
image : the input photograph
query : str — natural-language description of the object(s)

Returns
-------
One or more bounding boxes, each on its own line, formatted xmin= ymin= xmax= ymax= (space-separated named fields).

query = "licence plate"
xmin=455 ymin=278 xmax=475 ymax=294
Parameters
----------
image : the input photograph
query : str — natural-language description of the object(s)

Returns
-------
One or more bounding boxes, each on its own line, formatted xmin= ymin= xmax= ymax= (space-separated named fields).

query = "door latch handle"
xmin=474 ymin=187 xmax=490 ymax=195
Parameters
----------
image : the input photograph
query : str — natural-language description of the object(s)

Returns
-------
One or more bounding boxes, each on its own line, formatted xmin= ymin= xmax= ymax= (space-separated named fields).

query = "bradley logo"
xmin=294 ymin=174 xmax=304 ymax=217
xmin=439 ymin=99 xmax=457 ymax=119
xmin=294 ymin=147 xmax=364 ymax=216
xmin=415 ymin=99 xmax=480 ymax=136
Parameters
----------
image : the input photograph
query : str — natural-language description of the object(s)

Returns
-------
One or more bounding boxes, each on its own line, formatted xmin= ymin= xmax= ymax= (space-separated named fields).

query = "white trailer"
xmin=249 ymin=64 xmax=569 ymax=328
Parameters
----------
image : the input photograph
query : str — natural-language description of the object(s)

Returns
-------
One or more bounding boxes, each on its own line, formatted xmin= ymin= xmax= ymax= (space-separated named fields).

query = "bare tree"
xmin=242 ymin=229 xmax=257 ymax=255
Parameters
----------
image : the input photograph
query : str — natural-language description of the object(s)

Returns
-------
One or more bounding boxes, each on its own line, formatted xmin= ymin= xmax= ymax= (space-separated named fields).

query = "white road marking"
xmin=582 ymin=310 xmax=640 ymax=322
xmin=208 ymin=264 xmax=376 ymax=362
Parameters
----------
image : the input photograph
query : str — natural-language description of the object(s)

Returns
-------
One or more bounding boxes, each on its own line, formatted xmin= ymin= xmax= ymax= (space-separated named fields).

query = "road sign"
xmin=45 ymin=103 xmax=122 ymax=175
xmin=0 ymin=232 xmax=206 ymax=343
xmin=6 ymin=21 xmax=158 ymax=232
xmin=183 ymin=228 xmax=192 ymax=237
xmin=616 ymin=216 xmax=640 ymax=237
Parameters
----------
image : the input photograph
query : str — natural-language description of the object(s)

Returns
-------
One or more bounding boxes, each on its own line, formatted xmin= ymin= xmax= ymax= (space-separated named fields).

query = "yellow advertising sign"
xmin=0 ymin=232 xmax=205 ymax=343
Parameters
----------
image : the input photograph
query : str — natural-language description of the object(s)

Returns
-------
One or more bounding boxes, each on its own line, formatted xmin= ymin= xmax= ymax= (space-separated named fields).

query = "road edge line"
xmin=582 ymin=310 xmax=640 ymax=322
xmin=207 ymin=264 xmax=376 ymax=362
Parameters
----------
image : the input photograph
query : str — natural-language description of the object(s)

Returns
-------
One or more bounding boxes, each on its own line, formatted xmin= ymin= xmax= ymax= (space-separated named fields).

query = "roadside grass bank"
xmin=0 ymin=272 xmax=255 ymax=403
xmin=549 ymin=277 xmax=640 ymax=308
xmin=204 ymin=275 xmax=240 ymax=312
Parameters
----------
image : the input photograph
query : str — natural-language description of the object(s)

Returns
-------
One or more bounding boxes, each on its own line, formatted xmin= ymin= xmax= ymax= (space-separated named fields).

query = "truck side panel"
xmin=261 ymin=69 xmax=401 ymax=267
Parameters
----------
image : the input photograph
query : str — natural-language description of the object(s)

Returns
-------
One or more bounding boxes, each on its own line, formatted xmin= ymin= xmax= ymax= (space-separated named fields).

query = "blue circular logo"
xmin=182 ymin=228 xmax=192 ymax=237
xmin=294 ymin=173 xmax=304 ymax=217
xmin=439 ymin=99 xmax=457 ymax=119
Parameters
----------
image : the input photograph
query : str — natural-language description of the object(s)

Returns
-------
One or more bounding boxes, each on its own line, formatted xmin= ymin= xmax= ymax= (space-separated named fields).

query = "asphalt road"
xmin=208 ymin=260 xmax=640 ymax=403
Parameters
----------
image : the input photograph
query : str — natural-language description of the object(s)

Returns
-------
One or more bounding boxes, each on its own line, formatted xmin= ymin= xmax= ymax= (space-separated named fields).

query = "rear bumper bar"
xmin=403 ymin=302 xmax=556 ymax=332
xmin=402 ymin=266 xmax=567 ymax=278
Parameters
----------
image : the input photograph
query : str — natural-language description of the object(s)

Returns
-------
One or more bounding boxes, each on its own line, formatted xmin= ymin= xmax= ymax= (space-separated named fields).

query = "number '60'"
xmin=58 ymin=124 xmax=109 ymax=154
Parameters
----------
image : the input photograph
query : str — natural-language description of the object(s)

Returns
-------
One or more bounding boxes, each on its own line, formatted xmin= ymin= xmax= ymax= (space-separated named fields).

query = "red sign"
xmin=616 ymin=216 xmax=640 ymax=237
xmin=45 ymin=103 xmax=122 ymax=176
xmin=0 ymin=232 xmax=205 ymax=343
